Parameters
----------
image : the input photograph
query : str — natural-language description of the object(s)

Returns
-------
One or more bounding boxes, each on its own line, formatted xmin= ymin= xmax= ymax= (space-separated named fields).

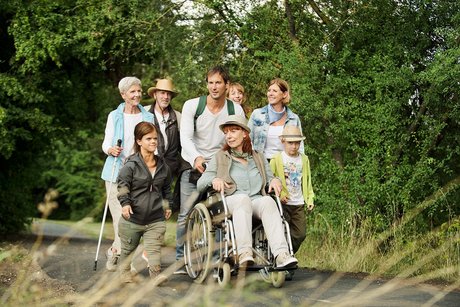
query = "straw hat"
xmin=219 ymin=115 xmax=251 ymax=133
xmin=279 ymin=126 xmax=305 ymax=141
xmin=147 ymin=79 xmax=178 ymax=98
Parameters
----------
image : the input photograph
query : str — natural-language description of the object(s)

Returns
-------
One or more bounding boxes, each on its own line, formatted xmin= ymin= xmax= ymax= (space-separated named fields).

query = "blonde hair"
xmin=269 ymin=78 xmax=291 ymax=105
xmin=227 ymin=82 xmax=247 ymax=104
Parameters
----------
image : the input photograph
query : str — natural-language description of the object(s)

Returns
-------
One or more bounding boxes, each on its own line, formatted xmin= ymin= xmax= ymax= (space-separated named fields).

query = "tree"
xmin=1 ymin=0 xmax=458 ymax=239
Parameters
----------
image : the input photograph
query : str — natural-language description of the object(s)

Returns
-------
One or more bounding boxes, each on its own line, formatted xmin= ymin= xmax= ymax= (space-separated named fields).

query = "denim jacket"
xmin=248 ymin=105 xmax=304 ymax=155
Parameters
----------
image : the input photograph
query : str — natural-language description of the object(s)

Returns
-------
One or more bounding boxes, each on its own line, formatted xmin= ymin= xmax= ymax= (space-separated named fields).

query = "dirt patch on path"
xmin=0 ymin=241 xmax=76 ymax=303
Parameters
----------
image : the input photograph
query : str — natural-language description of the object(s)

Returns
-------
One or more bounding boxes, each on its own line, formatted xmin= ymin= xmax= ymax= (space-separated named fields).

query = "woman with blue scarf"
xmin=101 ymin=76 xmax=154 ymax=272
xmin=248 ymin=78 xmax=304 ymax=160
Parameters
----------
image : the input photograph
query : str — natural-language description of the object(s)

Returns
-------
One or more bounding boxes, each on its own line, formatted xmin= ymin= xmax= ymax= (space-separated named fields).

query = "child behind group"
xmin=117 ymin=122 xmax=173 ymax=283
xmin=269 ymin=126 xmax=314 ymax=257
xmin=227 ymin=82 xmax=251 ymax=116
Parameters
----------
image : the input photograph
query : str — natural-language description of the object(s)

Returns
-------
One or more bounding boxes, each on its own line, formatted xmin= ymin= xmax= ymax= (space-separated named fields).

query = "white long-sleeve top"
xmin=180 ymin=97 xmax=244 ymax=167
xmin=102 ymin=112 xmax=143 ymax=162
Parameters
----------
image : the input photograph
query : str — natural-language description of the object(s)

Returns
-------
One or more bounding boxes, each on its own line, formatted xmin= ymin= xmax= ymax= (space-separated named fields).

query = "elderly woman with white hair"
xmin=101 ymin=76 xmax=153 ymax=271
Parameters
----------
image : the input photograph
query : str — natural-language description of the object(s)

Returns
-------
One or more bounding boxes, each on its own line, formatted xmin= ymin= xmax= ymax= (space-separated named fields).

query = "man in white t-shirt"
xmin=175 ymin=66 xmax=244 ymax=272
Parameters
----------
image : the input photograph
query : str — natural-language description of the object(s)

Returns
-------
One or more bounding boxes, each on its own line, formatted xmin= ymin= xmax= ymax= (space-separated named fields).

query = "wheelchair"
xmin=183 ymin=189 xmax=297 ymax=288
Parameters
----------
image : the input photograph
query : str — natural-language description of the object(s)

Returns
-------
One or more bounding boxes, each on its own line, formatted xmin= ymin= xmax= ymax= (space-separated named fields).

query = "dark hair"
xmin=206 ymin=65 xmax=230 ymax=84
xmin=222 ymin=125 xmax=253 ymax=154
xmin=133 ymin=122 xmax=157 ymax=153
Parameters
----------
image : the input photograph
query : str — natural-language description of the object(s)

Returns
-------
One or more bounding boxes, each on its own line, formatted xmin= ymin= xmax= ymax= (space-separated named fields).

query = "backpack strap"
xmin=194 ymin=96 xmax=207 ymax=130
xmin=226 ymin=99 xmax=235 ymax=115
xmin=194 ymin=97 xmax=235 ymax=130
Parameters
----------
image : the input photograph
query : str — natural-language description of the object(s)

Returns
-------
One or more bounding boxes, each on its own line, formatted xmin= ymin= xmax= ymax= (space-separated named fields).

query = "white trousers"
xmin=225 ymin=194 xmax=288 ymax=257
xmin=105 ymin=181 xmax=122 ymax=253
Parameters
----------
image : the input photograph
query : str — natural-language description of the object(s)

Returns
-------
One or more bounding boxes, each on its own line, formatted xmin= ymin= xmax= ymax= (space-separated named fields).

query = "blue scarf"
xmin=268 ymin=104 xmax=286 ymax=124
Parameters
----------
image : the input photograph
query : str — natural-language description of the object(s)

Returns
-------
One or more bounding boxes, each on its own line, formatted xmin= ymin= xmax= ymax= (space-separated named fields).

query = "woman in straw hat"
xmin=197 ymin=114 xmax=298 ymax=269
xmin=248 ymin=78 xmax=304 ymax=160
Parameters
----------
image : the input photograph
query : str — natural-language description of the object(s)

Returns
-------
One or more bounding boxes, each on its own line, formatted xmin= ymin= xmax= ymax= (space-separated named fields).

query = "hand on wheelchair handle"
xmin=211 ymin=177 xmax=228 ymax=192
xmin=280 ymin=196 xmax=289 ymax=204
xmin=194 ymin=157 xmax=207 ymax=173
xmin=268 ymin=178 xmax=282 ymax=197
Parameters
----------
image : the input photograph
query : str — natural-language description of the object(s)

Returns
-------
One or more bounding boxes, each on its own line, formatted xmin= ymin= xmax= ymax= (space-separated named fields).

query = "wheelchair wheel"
xmin=217 ymin=262 xmax=231 ymax=287
xmin=184 ymin=202 xmax=214 ymax=284
xmin=271 ymin=271 xmax=286 ymax=288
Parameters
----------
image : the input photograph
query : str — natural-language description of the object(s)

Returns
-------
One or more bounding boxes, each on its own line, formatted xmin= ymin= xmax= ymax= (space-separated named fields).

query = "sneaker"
xmin=275 ymin=252 xmax=298 ymax=268
xmin=173 ymin=268 xmax=188 ymax=275
xmin=174 ymin=259 xmax=188 ymax=275
xmin=106 ymin=248 xmax=120 ymax=272
xmin=238 ymin=251 xmax=254 ymax=266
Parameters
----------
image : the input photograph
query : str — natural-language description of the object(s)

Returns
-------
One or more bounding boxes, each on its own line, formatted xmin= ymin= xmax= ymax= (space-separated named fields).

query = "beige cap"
xmin=219 ymin=115 xmax=251 ymax=133
xmin=279 ymin=126 xmax=306 ymax=141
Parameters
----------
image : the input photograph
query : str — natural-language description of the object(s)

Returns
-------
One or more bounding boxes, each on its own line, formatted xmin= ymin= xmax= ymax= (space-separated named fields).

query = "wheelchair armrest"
xmin=205 ymin=185 xmax=217 ymax=196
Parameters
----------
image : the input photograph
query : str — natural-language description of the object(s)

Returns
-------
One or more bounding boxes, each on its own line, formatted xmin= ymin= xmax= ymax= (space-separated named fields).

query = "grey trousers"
xmin=118 ymin=218 xmax=166 ymax=274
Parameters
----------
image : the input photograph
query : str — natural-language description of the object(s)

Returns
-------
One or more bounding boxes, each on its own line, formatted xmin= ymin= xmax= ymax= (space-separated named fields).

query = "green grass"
xmin=297 ymin=214 xmax=460 ymax=284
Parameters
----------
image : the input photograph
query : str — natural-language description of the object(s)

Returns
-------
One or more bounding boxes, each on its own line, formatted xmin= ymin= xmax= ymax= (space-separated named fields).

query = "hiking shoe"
xmin=149 ymin=265 xmax=168 ymax=285
xmin=121 ymin=270 xmax=134 ymax=283
xmin=106 ymin=248 xmax=120 ymax=272
xmin=275 ymin=252 xmax=298 ymax=268
xmin=238 ymin=251 xmax=254 ymax=266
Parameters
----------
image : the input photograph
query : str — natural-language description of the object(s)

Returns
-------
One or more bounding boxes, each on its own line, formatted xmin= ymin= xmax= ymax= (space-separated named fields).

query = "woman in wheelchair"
xmin=197 ymin=114 xmax=298 ymax=269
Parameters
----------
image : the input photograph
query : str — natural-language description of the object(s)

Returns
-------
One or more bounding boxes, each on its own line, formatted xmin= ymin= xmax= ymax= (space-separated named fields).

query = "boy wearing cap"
xmin=269 ymin=126 xmax=315 ymax=258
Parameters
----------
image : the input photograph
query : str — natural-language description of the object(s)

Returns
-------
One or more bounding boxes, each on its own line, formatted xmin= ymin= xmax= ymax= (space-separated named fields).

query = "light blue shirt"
xmin=230 ymin=159 xmax=263 ymax=200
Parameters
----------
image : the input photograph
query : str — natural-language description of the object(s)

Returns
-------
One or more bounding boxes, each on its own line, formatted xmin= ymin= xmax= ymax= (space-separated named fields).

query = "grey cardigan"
xmin=197 ymin=150 xmax=275 ymax=196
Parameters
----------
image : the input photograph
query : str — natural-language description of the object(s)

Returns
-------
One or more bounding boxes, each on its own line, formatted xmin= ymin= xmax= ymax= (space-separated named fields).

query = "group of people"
xmin=101 ymin=65 xmax=315 ymax=283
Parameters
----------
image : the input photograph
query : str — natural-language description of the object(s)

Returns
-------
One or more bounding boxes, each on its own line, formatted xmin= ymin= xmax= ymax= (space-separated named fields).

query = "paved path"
xmin=28 ymin=220 xmax=460 ymax=306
